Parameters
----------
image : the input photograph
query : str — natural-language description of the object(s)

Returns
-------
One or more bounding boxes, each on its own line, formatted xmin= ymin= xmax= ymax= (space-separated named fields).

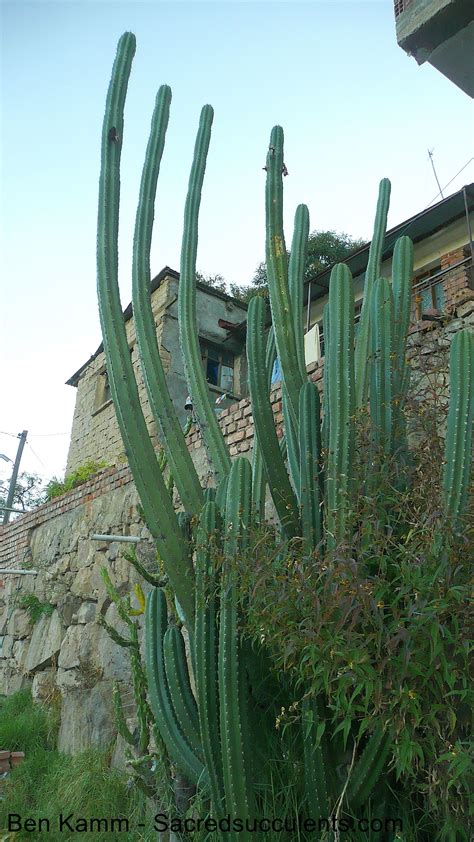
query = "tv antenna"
xmin=428 ymin=148 xmax=444 ymax=199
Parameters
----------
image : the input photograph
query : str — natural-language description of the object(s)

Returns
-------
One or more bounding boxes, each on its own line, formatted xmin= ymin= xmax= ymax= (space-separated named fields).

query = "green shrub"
xmin=19 ymin=594 xmax=54 ymax=624
xmin=45 ymin=461 xmax=108 ymax=501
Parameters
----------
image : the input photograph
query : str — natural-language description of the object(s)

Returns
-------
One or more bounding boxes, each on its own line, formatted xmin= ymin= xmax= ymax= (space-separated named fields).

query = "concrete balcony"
xmin=394 ymin=0 xmax=474 ymax=97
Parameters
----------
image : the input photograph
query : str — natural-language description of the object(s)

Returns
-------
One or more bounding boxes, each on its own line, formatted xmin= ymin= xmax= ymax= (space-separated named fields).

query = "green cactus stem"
xmin=96 ymin=32 xmax=194 ymax=627
xmin=178 ymin=105 xmax=231 ymax=484
xmin=195 ymin=501 xmax=226 ymax=819
xmin=132 ymin=84 xmax=204 ymax=517
xmin=289 ymin=203 xmax=310 ymax=382
xmin=370 ymin=277 xmax=393 ymax=455
xmin=302 ymin=697 xmax=329 ymax=824
xmin=345 ymin=724 xmax=392 ymax=808
xmin=355 ymin=178 xmax=391 ymax=409
xmin=299 ymin=382 xmax=323 ymax=553
xmin=325 ymin=264 xmax=355 ymax=549
xmin=265 ymin=126 xmax=305 ymax=429
xmin=113 ymin=680 xmax=136 ymax=747
xmin=163 ymin=625 xmax=203 ymax=759
xmin=391 ymin=236 xmax=413 ymax=397
xmin=145 ymin=588 xmax=206 ymax=786
xmin=442 ymin=329 xmax=474 ymax=523
xmin=321 ymin=302 xmax=330 ymax=457
xmin=252 ymin=326 xmax=277 ymax=521
xmin=247 ymin=296 xmax=300 ymax=536
xmin=219 ymin=458 xmax=253 ymax=834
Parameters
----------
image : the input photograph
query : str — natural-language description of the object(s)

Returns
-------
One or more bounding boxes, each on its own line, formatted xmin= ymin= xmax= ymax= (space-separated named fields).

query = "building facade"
xmin=66 ymin=268 xmax=248 ymax=473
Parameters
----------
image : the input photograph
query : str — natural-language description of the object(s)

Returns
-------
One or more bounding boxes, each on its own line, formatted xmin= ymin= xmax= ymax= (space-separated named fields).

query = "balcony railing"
xmin=394 ymin=0 xmax=415 ymax=19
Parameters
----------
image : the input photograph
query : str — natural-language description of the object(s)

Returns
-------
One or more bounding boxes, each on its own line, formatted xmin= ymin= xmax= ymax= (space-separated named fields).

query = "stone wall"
xmin=0 ymin=287 xmax=472 ymax=759
xmin=65 ymin=272 xmax=248 ymax=474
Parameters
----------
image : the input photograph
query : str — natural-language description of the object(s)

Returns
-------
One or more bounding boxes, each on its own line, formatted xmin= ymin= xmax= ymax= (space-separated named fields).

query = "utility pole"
xmin=2 ymin=430 xmax=28 ymax=525
xmin=428 ymin=149 xmax=444 ymax=199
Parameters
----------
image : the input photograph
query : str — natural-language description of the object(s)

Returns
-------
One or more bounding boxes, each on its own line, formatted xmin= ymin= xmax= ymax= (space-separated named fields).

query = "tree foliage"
xmin=0 ymin=471 xmax=47 ymax=516
xmin=196 ymin=230 xmax=365 ymax=304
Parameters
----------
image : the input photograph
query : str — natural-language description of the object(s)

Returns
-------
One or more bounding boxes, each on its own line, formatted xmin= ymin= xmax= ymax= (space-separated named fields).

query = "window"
xmin=94 ymin=369 xmax=111 ymax=411
xmin=412 ymin=263 xmax=444 ymax=320
xmin=200 ymin=342 xmax=235 ymax=393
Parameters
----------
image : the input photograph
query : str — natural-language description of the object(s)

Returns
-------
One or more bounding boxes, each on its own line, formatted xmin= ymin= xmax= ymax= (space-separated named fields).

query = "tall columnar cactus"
xmin=132 ymin=83 xmax=204 ymax=517
xmin=354 ymin=178 xmax=391 ymax=409
xmin=442 ymin=329 xmax=474 ymax=524
xmin=96 ymin=33 xmax=194 ymax=627
xmin=324 ymin=264 xmax=355 ymax=549
xmin=370 ymin=277 xmax=393 ymax=455
xmin=265 ymin=127 xmax=305 ymax=429
xmin=97 ymin=33 xmax=472 ymax=838
xmin=247 ymin=296 xmax=300 ymax=536
xmin=178 ymin=105 xmax=231 ymax=484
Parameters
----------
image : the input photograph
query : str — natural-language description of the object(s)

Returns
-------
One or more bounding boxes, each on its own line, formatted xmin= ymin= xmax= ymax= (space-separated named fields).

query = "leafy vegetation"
xmin=236 ymin=372 xmax=472 ymax=839
xmin=44 ymin=461 xmax=108 ymax=500
xmin=0 ymin=471 xmax=48 ymax=516
xmin=18 ymin=594 xmax=55 ymax=624
xmin=196 ymin=229 xmax=365 ymax=304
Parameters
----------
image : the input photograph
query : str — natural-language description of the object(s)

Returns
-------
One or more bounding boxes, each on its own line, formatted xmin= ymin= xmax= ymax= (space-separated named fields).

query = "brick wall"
xmin=441 ymin=246 xmax=473 ymax=312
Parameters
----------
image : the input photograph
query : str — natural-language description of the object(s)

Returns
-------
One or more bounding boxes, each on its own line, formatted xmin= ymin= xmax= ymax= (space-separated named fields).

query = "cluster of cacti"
xmin=96 ymin=31 xmax=473 ymax=833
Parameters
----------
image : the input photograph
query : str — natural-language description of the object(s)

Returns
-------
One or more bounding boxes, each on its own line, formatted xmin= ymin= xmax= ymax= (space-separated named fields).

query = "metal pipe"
xmin=0 ymin=569 xmax=38 ymax=575
xmin=462 ymin=186 xmax=474 ymax=265
xmin=90 ymin=534 xmax=141 ymax=543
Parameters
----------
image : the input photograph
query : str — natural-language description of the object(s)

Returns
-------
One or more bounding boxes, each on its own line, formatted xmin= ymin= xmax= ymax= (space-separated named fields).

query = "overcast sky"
xmin=1 ymin=0 xmax=473 ymax=483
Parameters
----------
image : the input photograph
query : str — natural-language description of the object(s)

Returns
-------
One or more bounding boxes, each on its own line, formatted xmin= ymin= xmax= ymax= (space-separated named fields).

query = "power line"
xmin=26 ymin=442 xmax=47 ymax=470
xmin=425 ymin=157 xmax=474 ymax=209
xmin=0 ymin=430 xmax=69 ymax=438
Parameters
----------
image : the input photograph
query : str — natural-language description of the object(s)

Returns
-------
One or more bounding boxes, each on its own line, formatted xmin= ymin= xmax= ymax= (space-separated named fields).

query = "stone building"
xmin=65 ymin=268 xmax=248 ymax=473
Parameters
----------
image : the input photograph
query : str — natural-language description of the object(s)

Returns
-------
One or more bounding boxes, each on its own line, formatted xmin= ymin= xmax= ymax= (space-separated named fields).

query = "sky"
xmin=1 ymin=0 xmax=473 ymax=485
